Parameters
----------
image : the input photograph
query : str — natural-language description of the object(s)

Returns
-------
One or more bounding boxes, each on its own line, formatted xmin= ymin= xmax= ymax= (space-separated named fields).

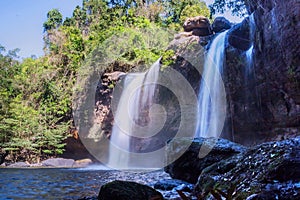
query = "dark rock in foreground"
xmin=154 ymin=179 xmax=194 ymax=192
xmin=164 ymin=137 xmax=246 ymax=183
xmin=195 ymin=136 xmax=300 ymax=199
xmin=98 ymin=180 xmax=163 ymax=200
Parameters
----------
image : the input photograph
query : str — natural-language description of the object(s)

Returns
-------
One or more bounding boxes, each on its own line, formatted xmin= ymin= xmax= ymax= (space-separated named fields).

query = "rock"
xmin=98 ymin=180 xmax=163 ymax=200
xmin=194 ymin=137 xmax=300 ymax=199
xmin=62 ymin=137 xmax=96 ymax=162
xmin=0 ymin=150 xmax=8 ymax=165
xmin=189 ymin=28 xmax=212 ymax=37
xmin=183 ymin=16 xmax=212 ymax=36
xmin=41 ymin=158 xmax=75 ymax=167
xmin=73 ymin=158 xmax=93 ymax=168
xmin=79 ymin=197 xmax=98 ymax=200
xmin=30 ymin=163 xmax=43 ymax=167
xmin=227 ymin=16 xmax=252 ymax=50
xmin=246 ymin=181 xmax=300 ymax=200
xmin=251 ymin=0 xmax=300 ymax=130
xmin=103 ymin=71 xmax=126 ymax=82
xmin=212 ymin=17 xmax=232 ymax=33
xmin=8 ymin=162 xmax=30 ymax=168
xmin=224 ymin=0 xmax=300 ymax=145
xmin=154 ymin=179 xmax=194 ymax=192
xmin=164 ymin=137 xmax=246 ymax=183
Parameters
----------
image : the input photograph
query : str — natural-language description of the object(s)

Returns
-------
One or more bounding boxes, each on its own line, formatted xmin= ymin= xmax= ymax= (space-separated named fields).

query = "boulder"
xmin=154 ymin=179 xmax=194 ymax=192
xmin=1 ymin=162 xmax=7 ymax=167
xmin=194 ymin=136 xmax=300 ymax=199
xmin=98 ymin=180 xmax=163 ymax=200
xmin=212 ymin=17 xmax=232 ymax=33
xmin=164 ymin=137 xmax=246 ymax=183
xmin=41 ymin=158 xmax=75 ymax=167
xmin=8 ymin=162 xmax=30 ymax=168
xmin=0 ymin=150 xmax=8 ymax=165
xmin=183 ymin=16 xmax=212 ymax=36
xmin=73 ymin=158 xmax=93 ymax=168
xmin=103 ymin=71 xmax=126 ymax=82
xmin=227 ymin=16 xmax=252 ymax=50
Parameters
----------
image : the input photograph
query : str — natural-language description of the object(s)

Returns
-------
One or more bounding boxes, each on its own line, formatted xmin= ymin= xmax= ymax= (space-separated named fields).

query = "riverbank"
xmin=1 ymin=158 xmax=94 ymax=168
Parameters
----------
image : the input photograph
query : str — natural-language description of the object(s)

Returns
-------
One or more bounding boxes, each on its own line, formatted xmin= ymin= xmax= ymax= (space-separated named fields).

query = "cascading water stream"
xmin=196 ymin=31 xmax=228 ymax=138
xmin=244 ymin=13 xmax=259 ymax=109
xmin=246 ymin=45 xmax=254 ymax=73
xmin=108 ymin=60 xmax=160 ymax=169
xmin=246 ymin=13 xmax=255 ymax=74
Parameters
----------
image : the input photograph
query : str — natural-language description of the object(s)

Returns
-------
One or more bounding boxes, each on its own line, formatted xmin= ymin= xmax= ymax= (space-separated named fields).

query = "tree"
xmin=83 ymin=0 xmax=108 ymax=21
xmin=73 ymin=6 xmax=88 ymax=29
xmin=43 ymin=9 xmax=63 ymax=31
xmin=179 ymin=2 xmax=210 ymax=24
xmin=209 ymin=0 xmax=248 ymax=17
xmin=63 ymin=17 xmax=76 ymax=27
xmin=162 ymin=0 xmax=199 ymax=23
xmin=0 ymin=46 xmax=20 ymax=156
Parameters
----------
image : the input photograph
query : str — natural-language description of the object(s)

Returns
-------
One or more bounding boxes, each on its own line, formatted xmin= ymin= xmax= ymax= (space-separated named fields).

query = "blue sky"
xmin=0 ymin=0 xmax=82 ymax=58
xmin=0 ymin=0 xmax=242 ymax=59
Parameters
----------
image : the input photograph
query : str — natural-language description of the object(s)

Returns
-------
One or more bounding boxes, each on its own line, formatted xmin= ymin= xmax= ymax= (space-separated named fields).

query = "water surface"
xmin=0 ymin=167 xmax=169 ymax=199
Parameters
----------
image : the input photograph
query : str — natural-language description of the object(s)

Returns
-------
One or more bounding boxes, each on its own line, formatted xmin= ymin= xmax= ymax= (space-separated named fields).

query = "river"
xmin=0 ymin=167 xmax=169 ymax=199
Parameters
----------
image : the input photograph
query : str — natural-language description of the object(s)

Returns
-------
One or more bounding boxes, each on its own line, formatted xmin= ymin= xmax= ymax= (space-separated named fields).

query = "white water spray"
xmin=108 ymin=60 xmax=161 ymax=169
xmin=196 ymin=31 xmax=228 ymax=138
xmin=246 ymin=14 xmax=255 ymax=74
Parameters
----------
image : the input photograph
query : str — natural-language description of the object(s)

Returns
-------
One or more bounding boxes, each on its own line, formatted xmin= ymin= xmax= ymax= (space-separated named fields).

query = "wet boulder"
xmin=164 ymin=137 xmax=246 ymax=183
xmin=212 ymin=17 xmax=232 ymax=33
xmin=194 ymin=136 xmax=300 ymax=199
xmin=154 ymin=179 xmax=194 ymax=192
xmin=227 ymin=16 xmax=253 ymax=50
xmin=98 ymin=180 xmax=163 ymax=200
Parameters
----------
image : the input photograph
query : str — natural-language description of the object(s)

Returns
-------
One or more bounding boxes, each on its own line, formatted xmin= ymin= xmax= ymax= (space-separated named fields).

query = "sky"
xmin=0 ymin=0 xmax=82 ymax=59
xmin=0 ymin=0 xmax=242 ymax=59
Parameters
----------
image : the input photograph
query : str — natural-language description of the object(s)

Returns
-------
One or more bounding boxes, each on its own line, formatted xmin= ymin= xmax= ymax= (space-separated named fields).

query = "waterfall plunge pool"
xmin=0 ymin=167 xmax=169 ymax=199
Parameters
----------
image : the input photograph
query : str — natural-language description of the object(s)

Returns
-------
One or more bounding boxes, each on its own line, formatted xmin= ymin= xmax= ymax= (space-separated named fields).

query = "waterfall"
xmin=196 ymin=31 xmax=228 ymax=138
xmin=108 ymin=60 xmax=160 ymax=169
xmin=244 ymin=13 xmax=257 ymax=107
xmin=246 ymin=14 xmax=255 ymax=74
xmin=246 ymin=45 xmax=254 ymax=73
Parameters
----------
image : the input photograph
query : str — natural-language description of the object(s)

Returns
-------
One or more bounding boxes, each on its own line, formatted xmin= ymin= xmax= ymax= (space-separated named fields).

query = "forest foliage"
xmin=0 ymin=0 xmax=246 ymax=162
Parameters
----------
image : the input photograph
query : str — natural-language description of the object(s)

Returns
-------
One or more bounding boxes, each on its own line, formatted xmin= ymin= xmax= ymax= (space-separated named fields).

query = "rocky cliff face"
xmin=225 ymin=0 xmax=300 ymax=145
xmin=71 ymin=0 xmax=300 ymax=159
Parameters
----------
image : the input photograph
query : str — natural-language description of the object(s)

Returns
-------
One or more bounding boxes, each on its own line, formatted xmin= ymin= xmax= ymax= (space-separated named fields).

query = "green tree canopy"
xmin=179 ymin=2 xmax=210 ymax=24
xmin=43 ymin=9 xmax=63 ymax=31
xmin=209 ymin=0 xmax=248 ymax=17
